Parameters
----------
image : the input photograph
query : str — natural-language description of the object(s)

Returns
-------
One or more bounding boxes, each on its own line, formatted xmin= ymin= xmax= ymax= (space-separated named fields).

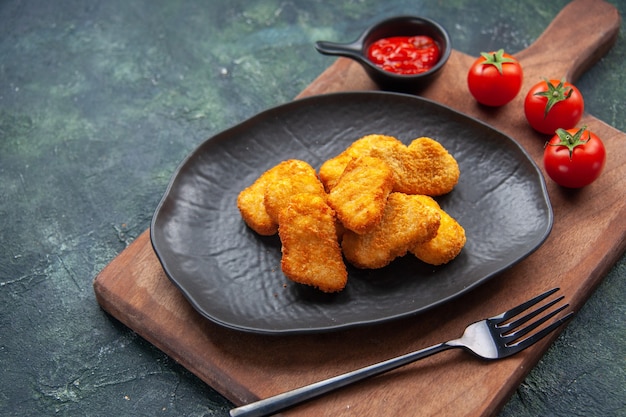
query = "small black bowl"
xmin=315 ymin=16 xmax=451 ymax=92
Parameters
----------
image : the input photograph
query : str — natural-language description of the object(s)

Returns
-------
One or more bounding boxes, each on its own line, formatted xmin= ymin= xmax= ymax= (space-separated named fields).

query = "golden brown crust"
xmin=409 ymin=195 xmax=466 ymax=265
xmin=401 ymin=137 xmax=460 ymax=196
xmin=341 ymin=193 xmax=441 ymax=269
xmin=327 ymin=156 xmax=394 ymax=234
xmin=238 ymin=134 xmax=465 ymax=292
xmin=319 ymin=134 xmax=460 ymax=196
xmin=263 ymin=160 xmax=326 ymax=223
xmin=237 ymin=159 xmax=326 ymax=235
xmin=237 ymin=166 xmax=280 ymax=236
xmin=319 ymin=134 xmax=403 ymax=191
xmin=278 ymin=193 xmax=347 ymax=293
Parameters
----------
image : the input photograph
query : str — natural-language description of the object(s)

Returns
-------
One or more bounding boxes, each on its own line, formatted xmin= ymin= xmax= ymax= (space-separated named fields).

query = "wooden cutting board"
xmin=94 ymin=1 xmax=625 ymax=416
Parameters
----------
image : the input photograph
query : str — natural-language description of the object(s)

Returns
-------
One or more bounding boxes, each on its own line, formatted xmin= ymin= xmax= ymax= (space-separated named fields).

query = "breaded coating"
xmin=319 ymin=134 xmax=403 ymax=191
xmin=238 ymin=134 xmax=465 ymax=292
xmin=410 ymin=195 xmax=466 ymax=265
xmin=342 ymin=193 xmax=441 ymax=269
xmin=319 ymin=134 xmax=460 ymax=196
xmin=264 ymin=160 xmax=327 ymax=223
xmin=328 ymin=156 xmax=394 ymax=234
xmin=400 ymin=137 xmax=460 ymax=196
xmin=278 ymin=193 xmax=347 ymax=293
xmin=237 ymin=159 xmax=326 ymax=235
xmin=368 ymin=136 xmax=460 ymax=195
xmin=237 ymin=165 xmax=281 ymax=236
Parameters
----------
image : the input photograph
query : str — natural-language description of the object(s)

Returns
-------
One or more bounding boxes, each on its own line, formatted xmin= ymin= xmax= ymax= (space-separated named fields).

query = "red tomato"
xmin=467 ymin=49 xmax=523 ymax=106
xmin=543 ymin=127 xmax=606 ymax=188
xmin=524 ymin=79 xmax=584 ymax=134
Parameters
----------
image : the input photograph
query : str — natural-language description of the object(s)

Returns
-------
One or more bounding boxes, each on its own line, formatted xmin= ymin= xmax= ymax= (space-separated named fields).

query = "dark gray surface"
xmin=1 ymin=0 xmax=624 ymax=416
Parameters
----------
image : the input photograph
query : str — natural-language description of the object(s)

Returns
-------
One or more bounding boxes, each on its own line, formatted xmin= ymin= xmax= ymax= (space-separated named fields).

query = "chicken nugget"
xmin=410 ymin=195 xmax=466 ymax=265
xmin=342 ymin=193 xmax=440 ymax=269
xmin=279 ymin=193 xmax=347 ymax=293
xmin=398 ymin=137 xmax=460 ymax=196
xmin=237 ymin=165 xmax=281 ymax=236
xmin=328 ymin=156 xmax=394 ymax=234
xmin=321 ymin=134 xmax=459 ymax=197
xmin=263 ymin=159 xmax=327 ymax=224
xmin=319 ymin=134 xmax=403 ymax=191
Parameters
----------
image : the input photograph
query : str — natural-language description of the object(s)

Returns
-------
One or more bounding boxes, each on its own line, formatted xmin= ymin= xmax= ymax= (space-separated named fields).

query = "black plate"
xmin=150 ymin=92 xmax=553 ymax=335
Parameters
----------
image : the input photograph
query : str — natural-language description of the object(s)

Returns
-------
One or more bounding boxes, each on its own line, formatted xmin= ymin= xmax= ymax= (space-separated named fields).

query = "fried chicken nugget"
xmin=264 ymin=160 xmax=326 ymax=224
xmin=237 ymin=159 xmax=326 ymax=235
xmin=410 ymin=195 xmax=466 ymax=265
xmin=398 ymin=137 xmax=461 ymax=196
xmin=319 ymin=134 xmax=403 ymax=191
xmin=237 ymin=165 xmax=281 ymax=236
xmin=320 ymin=134 xmax=460 ymax=196
xmin=342 ymin=193 xmax=441 ymax=269
xmin=278 ymin=193 xmax=347 ymax=293
xmin=328 ymin=156 xmax=394 ymax=234
xmin=368 ymin=136 xmax=460 ymax=195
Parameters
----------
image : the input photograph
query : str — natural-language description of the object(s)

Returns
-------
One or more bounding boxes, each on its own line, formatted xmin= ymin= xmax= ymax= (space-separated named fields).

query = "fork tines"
xmin=493 ymin=288 xmax=574 ymax=348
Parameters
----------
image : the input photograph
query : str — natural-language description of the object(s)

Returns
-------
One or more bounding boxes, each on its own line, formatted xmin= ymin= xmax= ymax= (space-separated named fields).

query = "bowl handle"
xmin=315 ymin=40 xmax=363 ymax=60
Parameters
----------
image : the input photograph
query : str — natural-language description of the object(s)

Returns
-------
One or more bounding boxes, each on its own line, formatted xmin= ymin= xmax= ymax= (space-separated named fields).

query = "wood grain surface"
xmin=93 ymin=1 xmax=625 ymax=416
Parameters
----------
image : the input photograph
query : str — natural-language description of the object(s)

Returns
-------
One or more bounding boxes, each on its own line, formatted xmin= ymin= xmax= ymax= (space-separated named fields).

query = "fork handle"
xmin=229 ymin=342 xmax=453 ymax=417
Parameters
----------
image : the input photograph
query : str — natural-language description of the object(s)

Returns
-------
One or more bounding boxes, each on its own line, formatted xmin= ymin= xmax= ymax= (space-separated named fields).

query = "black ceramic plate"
xmin=150 ymin=92 xmax=552 ymax=335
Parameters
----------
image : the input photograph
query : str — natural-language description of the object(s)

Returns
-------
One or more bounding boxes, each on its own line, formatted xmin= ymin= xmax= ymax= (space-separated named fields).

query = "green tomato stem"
xmin=479 ymin=48 xmax=516 ymax=75
xmin=534 ymin=78 xmax=573 ymax=118
xmin=547 ymin=126 xmax=589 ymax=160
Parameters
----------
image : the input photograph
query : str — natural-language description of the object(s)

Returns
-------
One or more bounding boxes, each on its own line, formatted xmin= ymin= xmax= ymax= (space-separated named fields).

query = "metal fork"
xmin=230 ymin=287 xmax=574 ymax=417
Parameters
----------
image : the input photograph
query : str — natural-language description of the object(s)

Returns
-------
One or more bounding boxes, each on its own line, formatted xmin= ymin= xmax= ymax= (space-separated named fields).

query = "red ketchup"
xmin=367 ymin=35 xmax=440 ymax=75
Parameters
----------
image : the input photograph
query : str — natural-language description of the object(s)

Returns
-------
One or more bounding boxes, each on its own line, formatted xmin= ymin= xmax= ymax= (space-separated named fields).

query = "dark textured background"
xmin=1 ymin=1 xmax=624 ymax=416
